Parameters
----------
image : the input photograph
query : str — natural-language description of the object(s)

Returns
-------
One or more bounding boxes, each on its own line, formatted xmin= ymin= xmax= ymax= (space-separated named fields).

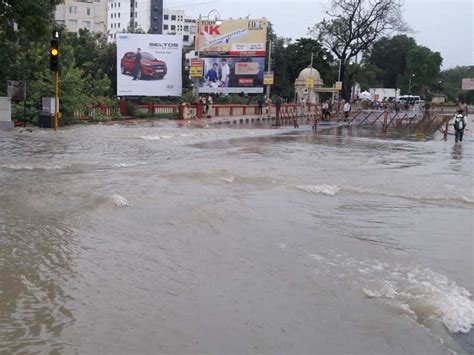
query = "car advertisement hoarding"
xmin=199 ymin=57 xmax=265 ymax=94
xmin=196 ymin=19 xmax=268 ymax=56
xmin=117 ymin=34 xmax=182 ymax=96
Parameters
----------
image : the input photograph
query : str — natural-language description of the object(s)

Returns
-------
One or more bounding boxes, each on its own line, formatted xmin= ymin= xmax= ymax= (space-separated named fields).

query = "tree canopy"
xmin=0 ymin=0 xmax=62 ymax=40
xmin=309 ymin=0 xmax=409 ymax=99
xmin=368 ymin=35 xmax=417 ymax=88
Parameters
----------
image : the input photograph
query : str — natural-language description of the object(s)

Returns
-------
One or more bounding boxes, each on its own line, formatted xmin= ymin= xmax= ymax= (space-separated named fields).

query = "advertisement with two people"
xmin=116 ymin=34 xmax=182 ymax=96
xmin=199 ymin=57 xmax=265 ymax=94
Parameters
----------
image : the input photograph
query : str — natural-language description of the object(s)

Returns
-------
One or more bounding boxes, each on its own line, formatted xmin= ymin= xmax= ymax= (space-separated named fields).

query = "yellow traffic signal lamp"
xmin=50 ymin=35 xmax=60 ymax=72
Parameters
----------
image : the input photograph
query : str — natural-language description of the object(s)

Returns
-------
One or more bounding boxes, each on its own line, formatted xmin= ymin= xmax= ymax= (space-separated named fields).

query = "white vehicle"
xmin=397 ymin=95 xmax=424 ymax=110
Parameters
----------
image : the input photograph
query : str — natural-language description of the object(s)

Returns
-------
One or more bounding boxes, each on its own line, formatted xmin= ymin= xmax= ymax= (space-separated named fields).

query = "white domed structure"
xmin=297 ymin=67 xmax=323 ymax=84
xmin=294 ymin=66 xmax=325 ymax=104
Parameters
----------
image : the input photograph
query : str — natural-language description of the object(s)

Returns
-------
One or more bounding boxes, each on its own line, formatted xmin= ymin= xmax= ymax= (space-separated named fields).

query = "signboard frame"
xmin=116 ymin=33 xmax=183 ymax=97
xmin=263 ymin=71 xmax=274 ymax=85
xmin=461 ymin=78 xmax=474 ymax=91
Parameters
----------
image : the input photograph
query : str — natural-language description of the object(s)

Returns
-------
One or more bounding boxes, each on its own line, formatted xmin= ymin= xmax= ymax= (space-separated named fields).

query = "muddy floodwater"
xmin=0 ymin=122 xmax=473 ymax=354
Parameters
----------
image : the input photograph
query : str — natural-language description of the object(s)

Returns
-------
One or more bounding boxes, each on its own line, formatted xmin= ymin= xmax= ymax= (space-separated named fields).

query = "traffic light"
xmin=50 ymin=31 xmax=60 ymax=72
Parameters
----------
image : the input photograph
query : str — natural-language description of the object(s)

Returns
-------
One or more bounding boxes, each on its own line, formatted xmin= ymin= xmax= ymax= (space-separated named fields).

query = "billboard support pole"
xmin=194 ymin=14 xmax=202 ymax=100
xmin=265 ymin=40 xmax=272 ymax=99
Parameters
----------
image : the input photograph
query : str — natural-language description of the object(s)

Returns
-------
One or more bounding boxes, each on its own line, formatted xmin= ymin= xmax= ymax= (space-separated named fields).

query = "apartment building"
xmin=162 ymin=9 xmax=196 ymax=47
xmin=55 ymin=0 xmax=107 ymax=34
xmin=107 ymin=0 xmax=163 ymax=42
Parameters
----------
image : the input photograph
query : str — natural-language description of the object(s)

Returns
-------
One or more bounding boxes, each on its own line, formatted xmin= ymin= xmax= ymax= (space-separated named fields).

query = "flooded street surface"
xmin=1 ymin=122 xmax=473 ymax=354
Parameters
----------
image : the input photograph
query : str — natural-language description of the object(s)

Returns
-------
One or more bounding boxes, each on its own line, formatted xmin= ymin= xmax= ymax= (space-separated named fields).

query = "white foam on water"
xmin=294 ymin=184 xmax=340 ymax=196
xmin=292 ymin=183 xmax=474 ymax=206
xmin=140 ymin=135 xmax=163 ymax=140
xmin=110 ymin=194 xmax=130 ymax=207
xmin=303 ymin=251 xmax=474 ymax=334
xmin=113 ymin=162 xmax=145 ymax=168
xmin=0 ymin=163 xmax=72 ymax=171
xmin=220 ymin=176 xmax=235 ymax=184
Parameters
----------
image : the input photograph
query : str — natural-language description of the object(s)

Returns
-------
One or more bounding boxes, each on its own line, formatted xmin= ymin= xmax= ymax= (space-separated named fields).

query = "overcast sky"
xmin=164 ymin=0 xmax=473 ymax=70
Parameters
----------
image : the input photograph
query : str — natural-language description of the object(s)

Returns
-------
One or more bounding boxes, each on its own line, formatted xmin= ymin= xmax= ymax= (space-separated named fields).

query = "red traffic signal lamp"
xmin=50 ymin=34 xmax=60 ymax=72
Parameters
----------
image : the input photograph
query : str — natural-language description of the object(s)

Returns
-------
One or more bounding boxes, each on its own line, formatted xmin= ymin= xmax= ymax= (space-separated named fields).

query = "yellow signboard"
xmin=263 ymin=71 xmax=274 ymax=85
xmin=196 ymin=19 xmax=268 ymax=56
xmin=306 ymin=79 xmax=314 ymax=88
xmin=190 ymin=59 xmax=204 ymax=78
xmin=335 ymin=81 xmax=342 ymax=90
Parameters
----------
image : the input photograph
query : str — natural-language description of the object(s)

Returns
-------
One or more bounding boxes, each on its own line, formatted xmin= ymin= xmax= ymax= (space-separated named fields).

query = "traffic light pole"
xmin=54 ymin=71 xmax=59 ymax=131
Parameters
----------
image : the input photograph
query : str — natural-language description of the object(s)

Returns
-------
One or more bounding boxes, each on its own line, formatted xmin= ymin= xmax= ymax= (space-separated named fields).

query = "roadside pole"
xmin=194 ymin=15 xmax=202 ymax=100
xmin=265 ymin=40 xmax=272 ymax=99
xmin=54 ymin=71 xmax=59 ymax=130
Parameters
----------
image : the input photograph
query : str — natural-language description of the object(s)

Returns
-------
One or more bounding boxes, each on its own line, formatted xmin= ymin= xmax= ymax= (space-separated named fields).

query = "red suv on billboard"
xmin=120 ymin=52 xmax=167 ymax=80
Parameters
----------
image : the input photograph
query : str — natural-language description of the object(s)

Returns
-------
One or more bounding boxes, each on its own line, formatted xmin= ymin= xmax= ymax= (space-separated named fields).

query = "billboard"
xmin=117 ymin=34 xmax=182 ymax=96
xmin=462 ymin=78 xmax=474 ymax=91
xmin=199 ymin=57 xmax=265 ymax=94
xmin=196 ymin=19 xmax=268 ymax=56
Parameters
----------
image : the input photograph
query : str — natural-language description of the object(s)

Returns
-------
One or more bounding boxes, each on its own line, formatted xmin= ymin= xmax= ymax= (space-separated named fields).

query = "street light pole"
xmin=265 ymin=39 xmax=272 ymax=99
xmin=408 ymin=73 xmax=415 ymax=94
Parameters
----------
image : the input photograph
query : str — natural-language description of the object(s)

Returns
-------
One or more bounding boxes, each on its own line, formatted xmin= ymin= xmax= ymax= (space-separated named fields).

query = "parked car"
xmin=120 ymin=52 xmax=167 ymax=80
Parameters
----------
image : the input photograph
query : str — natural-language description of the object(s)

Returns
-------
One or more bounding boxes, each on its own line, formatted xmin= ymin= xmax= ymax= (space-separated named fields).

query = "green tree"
xmin=0 ymin=0 xmax=62 ymax=40
xmin=270 ymin=37 xmax=334 ymax=99
xmin=368 ymin=35 xmax=417 ymax=88
xmin=309 ymin=0 xmax=408 ymax=100
xmin=404 ymin=46 xmax=443 ymax=96
xmin=439 ymin=66 xmax=474 ymax=103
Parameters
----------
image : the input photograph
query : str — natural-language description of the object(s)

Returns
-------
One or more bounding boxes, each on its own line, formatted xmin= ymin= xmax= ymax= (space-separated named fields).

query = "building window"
xmin=86 ymin=8 xmax=91 ymax=15
xmin=184 ymin=25 xmax=189 ymax=32
xmin=83 ymin=21 xmax=91 ymax=29
xmin=118 ymin=23 xmax=120 ymax=28
xmin=164 ymin=14 xmax=169 ymax=20
xmin=111 ymin=13 xmax=113 ymax=18
xmin=163 ymin=24 xmax=168 ymax=30
xmin=69 ymin=5 xmax=77 ymax=14
xmin=118 ymin=13 xmax=120 ymax=17
xmin=171 ymin=15 xmax=176 ymax=21
xmin=171 ymin=25 xmax=176 ymax=31
xmin=183 ymin=35 xmax=189 ymax=42
xmin=68 ymin=19 xmax=77 ymax=28
xmin=190 ymin=26 xmax=196 ymax=34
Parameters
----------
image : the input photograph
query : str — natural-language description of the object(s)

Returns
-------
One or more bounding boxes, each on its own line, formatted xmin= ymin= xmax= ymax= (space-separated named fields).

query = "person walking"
xmin=343 ymin=101 xmax=351 ymax=121
xmin=132 ymin=48 xmax=142 ymax=80
xmin=453 ymin=109 xmax=467 ymax=143
xmin=257 ymin=95 xmax=264 ymax=115
xmin=322 ymin=101 xmax=328 ymax=121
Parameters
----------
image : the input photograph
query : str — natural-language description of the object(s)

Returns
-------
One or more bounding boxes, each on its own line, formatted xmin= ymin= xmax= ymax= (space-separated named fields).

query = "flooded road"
xmin=1 ymin=122 xmax=473 ymax=354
